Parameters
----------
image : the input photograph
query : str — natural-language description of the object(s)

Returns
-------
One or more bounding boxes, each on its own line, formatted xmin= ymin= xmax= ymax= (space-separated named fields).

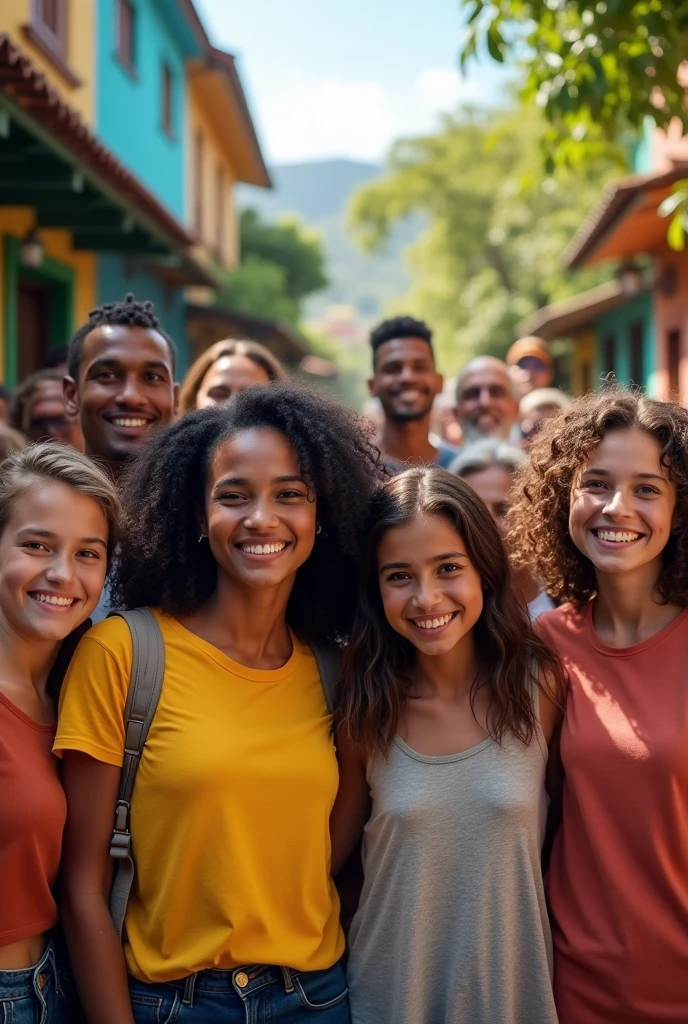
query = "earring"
xmin=198 ymin=533 xmax=206 ymax=543
xmin=316 ymin=522 xmax=322 ymax=535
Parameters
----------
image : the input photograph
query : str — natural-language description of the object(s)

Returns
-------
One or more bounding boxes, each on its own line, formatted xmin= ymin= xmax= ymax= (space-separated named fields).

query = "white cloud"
xmin=413 ymin=67 xmax=479 ymax=112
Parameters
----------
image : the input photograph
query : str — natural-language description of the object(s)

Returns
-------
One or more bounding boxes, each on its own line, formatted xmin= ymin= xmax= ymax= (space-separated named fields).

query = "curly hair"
xmin=67 ymin=293 xmax=176 ymax=380
xmin=178 ymin=338 xmax=286 ymax=415
xmin=508 ymin=390 xmax=688 ymax=608
xmin=338 ymin=467 xmax=564 ymax=756
xmin=369 ymin=316 xmax=433 ymax=361
xmin=111 ymin=381 xmax=387 ymax=642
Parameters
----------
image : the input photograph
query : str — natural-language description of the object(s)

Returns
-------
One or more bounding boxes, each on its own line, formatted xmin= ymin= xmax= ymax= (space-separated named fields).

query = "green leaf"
xmin=486 ymin=23 xmax=506 ymax=64
xmin=658 ymin=191 xmax=688 ymax=218
xmin=667 ymin=211 xmax=686 ymax=251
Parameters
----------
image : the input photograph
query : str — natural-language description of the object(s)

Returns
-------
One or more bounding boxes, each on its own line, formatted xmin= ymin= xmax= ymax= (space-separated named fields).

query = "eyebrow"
xmin=213 ymin=474 xmax=305 ymax=488
xmin=87 ymin=358 xmax=171 ymax=374
xmin=582 ymin=469 xmax=666 ymax=482
xmin=380 ymin=551 xmax=467 ymax=572
xmin=16 ymin=528 xmax=107 ymax=548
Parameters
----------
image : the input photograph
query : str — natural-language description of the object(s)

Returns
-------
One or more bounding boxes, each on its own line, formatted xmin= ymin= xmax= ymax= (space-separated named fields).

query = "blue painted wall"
xmin=97 ymin=255 xmax=189 ymax=375
xmin=594 ymin=291 xmax=655 ymax=391
xmin=96 ymin=0 xmax=188 ymax=219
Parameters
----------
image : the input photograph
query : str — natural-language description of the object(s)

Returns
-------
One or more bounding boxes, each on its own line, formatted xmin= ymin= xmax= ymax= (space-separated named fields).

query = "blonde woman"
xmin=179 ymin=339 xmax=286 ymax=415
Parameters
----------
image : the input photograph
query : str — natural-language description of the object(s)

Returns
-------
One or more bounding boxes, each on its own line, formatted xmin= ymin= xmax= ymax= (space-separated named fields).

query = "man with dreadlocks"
xmin=64 ymin=293 xmax=179 ymax=481
xmin=64 ymin=294 xmax=179 ymax=621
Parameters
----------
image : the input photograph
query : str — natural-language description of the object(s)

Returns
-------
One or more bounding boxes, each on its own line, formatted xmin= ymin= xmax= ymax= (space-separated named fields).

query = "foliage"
xmin=460 ymin=0 xmax=688 ymax=168
xmin=214 ymin=208 xmax=328 ymax=327
xmin=658 ymin=178 xmax=688 ymax=250
xmin=349 ymin=106 xmax=616 ymax=372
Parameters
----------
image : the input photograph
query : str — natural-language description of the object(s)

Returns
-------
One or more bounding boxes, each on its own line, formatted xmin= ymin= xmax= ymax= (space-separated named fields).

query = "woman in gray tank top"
xmin=332 ymin=467 xmax=565 ymax=1024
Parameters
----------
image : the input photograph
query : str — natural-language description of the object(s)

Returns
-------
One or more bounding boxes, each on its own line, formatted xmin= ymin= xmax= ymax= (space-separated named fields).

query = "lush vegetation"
xmin=349 ymin=106 xmax=616 ymax=370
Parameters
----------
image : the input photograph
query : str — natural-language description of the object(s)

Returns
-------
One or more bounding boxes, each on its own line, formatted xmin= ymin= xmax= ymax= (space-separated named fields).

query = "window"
xmin=668 ymin=329 xmax=681 ymax=399
xmin=215 ymin=163 xmax=225 ymax=258
xmin=602 ymin=334 xmax=616 ymax=379
xmin=25 ymin=0 xmax=80 ymax=84
xmin=161 ymin=63 xmax=174 ymax=136
xmin=116 ymin=0 xmax=136 ymax=73
xmin=628 ymin=321 xmax=644 ymax=388
xmin=194 ymin=131 xmax=204 ymax=237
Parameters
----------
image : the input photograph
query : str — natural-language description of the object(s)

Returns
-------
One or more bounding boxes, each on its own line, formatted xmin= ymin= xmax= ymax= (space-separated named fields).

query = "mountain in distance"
xmin=236 ymin=159 xmax=418 ymax=327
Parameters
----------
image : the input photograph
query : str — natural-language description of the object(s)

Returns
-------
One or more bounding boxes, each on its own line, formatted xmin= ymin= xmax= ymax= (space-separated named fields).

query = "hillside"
xmin=236 ymin=159 xmax=416 ymax=325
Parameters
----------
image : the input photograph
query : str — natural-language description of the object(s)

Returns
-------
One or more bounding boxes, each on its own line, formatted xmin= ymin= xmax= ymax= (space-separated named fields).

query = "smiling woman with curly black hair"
xmin=508 ymin=389 xmax=688 ymax=1024
xmin=55 ymin=382 xmax=386 ymax=1024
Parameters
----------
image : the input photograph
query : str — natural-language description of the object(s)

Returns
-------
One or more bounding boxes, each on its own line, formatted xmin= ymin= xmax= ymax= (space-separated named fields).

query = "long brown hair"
xmin=338 ymin=467 xmax=563 ymax=756
xmin=179 ymin=338 xmax=286 ymax=415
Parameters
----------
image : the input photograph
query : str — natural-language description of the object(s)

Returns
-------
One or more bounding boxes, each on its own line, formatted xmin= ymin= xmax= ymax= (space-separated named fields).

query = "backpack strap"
xmin=107 ymin=609 xmax=165 ymax=941
xmin=309 ymin=640 xmax=342 ymax=714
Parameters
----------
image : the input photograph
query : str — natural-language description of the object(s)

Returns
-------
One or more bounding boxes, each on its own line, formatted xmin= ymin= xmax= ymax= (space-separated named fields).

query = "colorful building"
xmin=521 ymin=121 xmax=688 ymax=402
xmin=0 ymin=0 xmax=270 ymax=383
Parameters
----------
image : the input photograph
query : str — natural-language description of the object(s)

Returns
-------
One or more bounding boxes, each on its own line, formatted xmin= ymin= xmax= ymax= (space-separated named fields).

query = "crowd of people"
xmin=1 ymin=294 xmax=687 ymax=1024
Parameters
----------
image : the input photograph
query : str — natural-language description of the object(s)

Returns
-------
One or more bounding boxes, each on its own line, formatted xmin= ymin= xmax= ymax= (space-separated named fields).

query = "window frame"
xmin=115 ymin=0 xmax=137 ymax=77
xmin=194 ymin=130 xmax=204 ymax=238
xmin=215 ymin=161 xmax=225 ymax=260
xmin=23 ymin=0 xmax=81 ymax=86
xmin=161 ymin=62 xmax=175 ymax=139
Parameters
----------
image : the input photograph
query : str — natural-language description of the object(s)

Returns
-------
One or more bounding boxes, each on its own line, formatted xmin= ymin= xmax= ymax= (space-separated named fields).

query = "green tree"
xmin=349 ymin=106 xmax=615 ymax=370
xmin=215 ymin=208 xmax=328 ymax=327
xmin=460 ymin=1 xmax=688 ymax=167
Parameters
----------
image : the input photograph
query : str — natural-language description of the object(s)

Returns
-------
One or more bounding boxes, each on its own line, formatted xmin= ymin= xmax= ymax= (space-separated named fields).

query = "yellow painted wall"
xmin=572 ymin=330 xmax=596 ymax=395
xmin=0 ymin=208 xmax=96 ymax=370
xmin=187 ymin=80 xmax=239 ymax=268
xmin=3 ymin=2 xmax=95 ymax=124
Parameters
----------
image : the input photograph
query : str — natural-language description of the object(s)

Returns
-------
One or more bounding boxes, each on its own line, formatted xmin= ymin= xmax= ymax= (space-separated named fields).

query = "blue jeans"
xmin=129 ymin=960 xmax=350 ymax=1024
xmin=0 ymin=941 xmax=70 ymax=1024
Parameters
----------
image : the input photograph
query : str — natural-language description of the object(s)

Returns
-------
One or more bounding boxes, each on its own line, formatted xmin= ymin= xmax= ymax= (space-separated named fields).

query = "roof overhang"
xmin=186 ymin=303 xmax=308 ymax=363
xmin=519 ymin=281 xmax=651 ymax=341
xmin=188 ymin=48 xmax=271 ymax=189
xmin=0 ymin=33 xmax=213 ymax=284
xmin=565 ymin=164 xmax=688 ymax=269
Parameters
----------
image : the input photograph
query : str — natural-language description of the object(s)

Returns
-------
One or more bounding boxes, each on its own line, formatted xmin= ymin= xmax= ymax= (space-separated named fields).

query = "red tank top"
xmin=0 ymin=691 xmax=67 ymax=946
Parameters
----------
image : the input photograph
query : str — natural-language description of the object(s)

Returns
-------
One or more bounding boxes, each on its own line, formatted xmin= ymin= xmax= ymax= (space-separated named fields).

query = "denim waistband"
xmin=138 ymin=962 xmax=331 ymax=1007
xmin=0 ymin=940 xmax=60 ymax=999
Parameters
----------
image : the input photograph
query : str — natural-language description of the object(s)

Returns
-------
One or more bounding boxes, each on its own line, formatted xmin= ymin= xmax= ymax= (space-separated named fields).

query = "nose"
xmin=603 ymin=487 xmax=632 ymax=518
xmin=411 ymin=578 xmax=442 ymax=611
xmin=44 ymin=551 xmax=75 ymax=586
xmin=116 ymin=373 xmax=146 ymax=406
xmin=243 ymin=497 xmax=279 ymax=530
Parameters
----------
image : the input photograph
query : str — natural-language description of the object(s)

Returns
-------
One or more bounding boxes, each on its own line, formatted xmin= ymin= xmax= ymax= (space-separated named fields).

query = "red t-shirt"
xmin=538 ymin=603 xmax=688 ymax=1024
xmin=0 ymin=692 xmax=66 ymax=945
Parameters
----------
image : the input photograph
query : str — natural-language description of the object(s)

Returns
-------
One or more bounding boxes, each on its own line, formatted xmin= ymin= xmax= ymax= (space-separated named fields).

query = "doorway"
xmin=17 ymin=280 xmax=51 ymax=380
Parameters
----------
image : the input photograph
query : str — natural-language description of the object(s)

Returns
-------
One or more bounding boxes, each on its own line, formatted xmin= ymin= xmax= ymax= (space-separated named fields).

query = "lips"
xmin=591 ymin=528 xmax=643 ymax=544
xmin=237 ymin=541 xmax=288 ymax=555
xmin=409 ymin=611 xmax=458 ymax=633
xmin=29 ymin=591 xmax=79 ymax=611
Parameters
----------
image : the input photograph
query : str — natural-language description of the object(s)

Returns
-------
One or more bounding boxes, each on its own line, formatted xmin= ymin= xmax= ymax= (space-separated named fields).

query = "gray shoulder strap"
xmin=309 ymin=640 xmax=342 ymax=714
xmin=107 ymin=609 xmax=165 ymax=941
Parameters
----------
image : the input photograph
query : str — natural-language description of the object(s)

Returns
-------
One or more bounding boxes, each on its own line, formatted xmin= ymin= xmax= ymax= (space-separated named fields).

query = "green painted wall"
xmin=594 ymin=291 xmax=655 ymax=393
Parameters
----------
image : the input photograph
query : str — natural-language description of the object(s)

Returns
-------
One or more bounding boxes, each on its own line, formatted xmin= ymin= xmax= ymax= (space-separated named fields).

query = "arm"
xmin=330 ymin=729 xmax=371 ymax=878
xmin=538 ymin=667 xmax=566 ymax=875
xmin=61 ymin=752 xmax=136 ymax=1024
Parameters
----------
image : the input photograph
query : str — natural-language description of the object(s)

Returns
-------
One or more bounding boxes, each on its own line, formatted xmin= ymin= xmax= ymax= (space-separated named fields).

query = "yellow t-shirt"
xmin=54 ymin=611 xmax=344 ymax=982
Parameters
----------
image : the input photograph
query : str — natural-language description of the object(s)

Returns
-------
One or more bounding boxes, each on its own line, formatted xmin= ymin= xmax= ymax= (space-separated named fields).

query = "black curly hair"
xmin=67 ymin=293 xmax=177 ymax=380
xmin=111 ymin=381 xmax=388 ymax=642
xmin=369 ymin=316 xmax=434 ymax=364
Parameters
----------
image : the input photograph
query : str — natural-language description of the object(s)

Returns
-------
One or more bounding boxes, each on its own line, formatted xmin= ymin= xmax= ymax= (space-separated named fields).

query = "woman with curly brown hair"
xmin=55 ymin=383 xmax=385 ymax=1024
xmin=179 ymin=338 xmax=286 ymax=415
xmin=509 ymin=390 xmax=688 ymax=1024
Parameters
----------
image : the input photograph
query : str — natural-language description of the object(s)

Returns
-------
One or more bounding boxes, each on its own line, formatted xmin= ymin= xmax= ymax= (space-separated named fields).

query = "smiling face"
xmin=196 ymin=354 xmax=271 ymax=410
xmin=204 ymin=427 xmax=317 ymax=593
xmin=455 ymin=359 xmax=520 ymax=443
xmin=64 ymin=324 xmax=178 ymax=465
xmin=369 ymin=337 xmax=443 ymax=424
xmin=0 ymin=480 xmax=109 ymax=643
xmin=377 ymin=512 xmax=484 ymax=657
xmin=569 ymin=428 xmax=677 ymax=584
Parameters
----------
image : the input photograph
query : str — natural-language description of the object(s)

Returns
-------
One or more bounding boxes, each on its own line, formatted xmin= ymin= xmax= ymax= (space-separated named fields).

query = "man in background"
xmin=454 ymin=356 xmax=520 ymax=445
xmin=506 ymin=335 xmax=554 ymax=395
xmin=368 ymin=315 xmax=459 ymax=468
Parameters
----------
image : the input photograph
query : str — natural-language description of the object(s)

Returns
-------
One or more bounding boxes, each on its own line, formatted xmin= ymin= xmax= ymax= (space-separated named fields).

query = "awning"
xmin=0 ymin=33 xmax=213 ymax=283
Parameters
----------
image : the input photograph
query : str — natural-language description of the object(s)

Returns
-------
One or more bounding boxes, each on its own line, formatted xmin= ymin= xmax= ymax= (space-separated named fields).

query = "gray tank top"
xmin=347 ymin=711 xmax=557 ymax=1024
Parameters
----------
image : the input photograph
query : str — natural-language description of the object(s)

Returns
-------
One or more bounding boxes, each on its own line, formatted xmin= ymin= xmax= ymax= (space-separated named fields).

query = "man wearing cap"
xmin=506 ymin=336 xmax=554 ymax=395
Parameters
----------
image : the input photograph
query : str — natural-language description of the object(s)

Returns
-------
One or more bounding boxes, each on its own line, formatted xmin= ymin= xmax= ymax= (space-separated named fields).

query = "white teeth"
xmin=596 ymin=530 xmax=641 ymax=543
xmin=112 ymin=417 xmax=148 ymax=428
xmin=240 ymin=542 xmax=287 ymax=555
xmin=416 ymin=613 xmax=453 ymax=630
xmin=32 ymin=593 xmax=75 ymax=607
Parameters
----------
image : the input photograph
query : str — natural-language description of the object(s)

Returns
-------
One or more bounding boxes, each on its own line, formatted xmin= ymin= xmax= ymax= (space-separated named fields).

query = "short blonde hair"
xmin=0 ymin=442 xmax=121 ymax=563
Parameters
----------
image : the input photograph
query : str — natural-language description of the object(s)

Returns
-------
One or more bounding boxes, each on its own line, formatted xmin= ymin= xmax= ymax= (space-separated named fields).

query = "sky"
xmin=194 ymin=0 xmax=514 ymax=166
